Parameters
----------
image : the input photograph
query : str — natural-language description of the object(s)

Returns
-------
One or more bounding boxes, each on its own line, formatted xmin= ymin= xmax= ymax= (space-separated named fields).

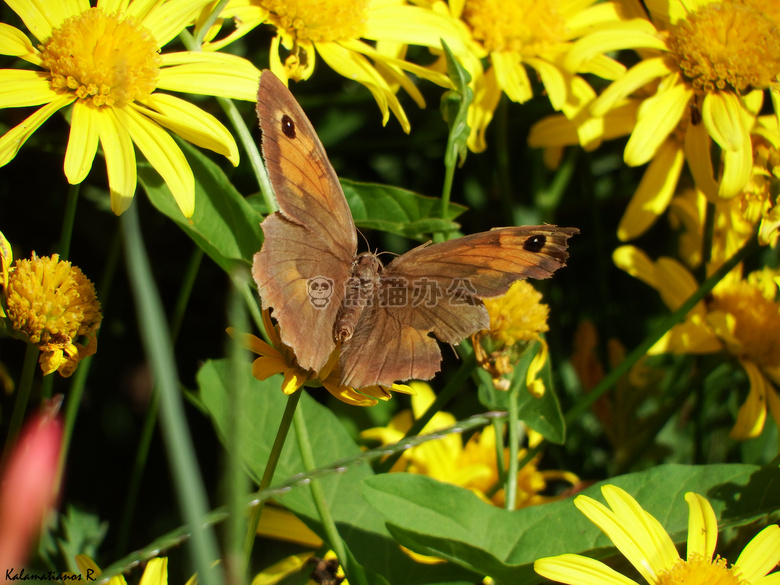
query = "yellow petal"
xmin=618 ymin=137 xmax=684 ymax=240
xmin=363 ymin=3 xmax=470 ymax=51
xmin=526 ymin=57 xmax=567 ymax=110
xmin=200 ymin=3 xmax=268 ymax=52
xmin=625 ymin=81 xmax=691 ymax=166
xmin=141 ymin=0 xmax=213 ymax=48
xmin=321 ymin=381 xmax=378 ymax=406
xmin=96 ymin=107 xmax=137 ymax=215
xmin=251 ymin=552 xmax=315 ymax=585
xmin=467 ymin=65 xmax=501 ymax=152
xmin=683 ymin=120 xmax=719 ymax=201
xmin=654 ymin=256 xmax=699 ymax=310
xmin=701 ymin=91 xmax=746 ymax=151
xmin=684 ymin=493 xmax=718 ymax=561
xmin=535 ymin=553 xmax=637 ymax=585
xmin=4 ymin=0 xmax=84 ymax=43
xmin=729 ymin=360 xmax=768 ymax=440
xmin=0 ymin=94 xmax=74 ymax=166
xmin=64 ymin=100 xmax=99 ymax=184
xmin=0 ymin=22 xmax=40 ymax=64
xmin=564 ymin=24 xmax=664 ymax=72
xmin=0 ymin=69 xmax=56 ymax=108
xmin=410 ymin=382 xmax=437 ymax=417
xmin=137 ymin=93 xmax=239 ymax=166
xmin=599 ymin=485 xmax=679 ymax=579
xmin=718 ymin=136 xmax=752 ymax=198
xmin=648 ymin=318 xmax=722 ymax=355
xmin=492 ymin=51 xmax=533 ymax=104
xmin=613 ymin=245 xmax=657 ymax=288
xmin=139 ymin=558 xmax=168 ymax=585
xmin=591 ymin=57 xmax=671 ymax=117
xmin=733 ymin=524 xmax=780 ymax=583
xmin=257 ymin=506 xmax=322 ymax=548
xmin=251 ymin=356 xmax=288 ymax=381
xmin=158 ymin=52 xmax=262 ymax=102
xmin=113 ymin=105 xmax=194 ymax=217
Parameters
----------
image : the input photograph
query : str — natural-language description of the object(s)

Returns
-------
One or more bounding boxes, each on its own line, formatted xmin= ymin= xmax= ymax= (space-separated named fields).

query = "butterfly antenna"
xmin=356 ymin=227 xmax=371 ymax=252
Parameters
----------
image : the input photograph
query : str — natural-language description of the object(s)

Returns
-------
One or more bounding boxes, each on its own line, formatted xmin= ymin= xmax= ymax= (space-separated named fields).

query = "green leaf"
xmin=197 ymin=359 xmax=480 ymax=585
xmin=363 ymin=464 xmax=780 ymax=585
xmin=476 ymin=340 xmax=565 ymax=444
xmin=138 ymin=139 xmax=264 ymax=273
xmin=439 ymin=40 xmax=473 ymax=169
xmin=341 ymin=179 xmax=467 ymax=241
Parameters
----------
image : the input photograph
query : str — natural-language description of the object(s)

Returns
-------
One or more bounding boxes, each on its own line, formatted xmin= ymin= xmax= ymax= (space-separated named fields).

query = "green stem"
xmin=115 ymin=247 xmax=202 ymax=557
xmin=504 ymin=384 xmax=519 ymax=511
xmin=217 ymin=94 xmax=276 ymax=214
xmin=2 ymin=342 xmax=39 ymax=464
xmin=375 ymin=350 xmax=476 ymax=474
xmin=242 ymin=389 xmax=302 ymax=564
xmin=517 ymin=233 xmax=760 ymax=469
xmin=192 ymin=0 xmax=230 ymax=47
xmin=59 ymin=183 xmax=80 ymax=261
xmin=293 ymin=404 xmax=368 ymax=585
xmin=121 ymin=203 xmax=221 ymax=585
xmin=57 ymin=229 xmax=120 ymax=491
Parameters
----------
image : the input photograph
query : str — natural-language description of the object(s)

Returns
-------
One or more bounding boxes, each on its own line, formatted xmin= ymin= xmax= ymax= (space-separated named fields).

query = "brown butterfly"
xmin=252 ymin=70 xmax=578 ymax=389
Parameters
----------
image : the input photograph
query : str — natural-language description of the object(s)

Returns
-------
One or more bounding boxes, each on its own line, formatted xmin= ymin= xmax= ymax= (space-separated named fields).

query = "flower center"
xmin=260 ymin=0 xmax=368 ymax=42
xmin=462 ymin=0 xmax=566 ymax=55
xmin=4 ymin=253 xmax=102 ymax=376
xmin=656 ymin=554 xmax=745 ymax=585
xmin=710 ymin=271 xmax=780 ymax=367
xmin=39 ymin=7 xmax=160 ymax=108
xmin=667 ymin=0 xmax=780 ymax=93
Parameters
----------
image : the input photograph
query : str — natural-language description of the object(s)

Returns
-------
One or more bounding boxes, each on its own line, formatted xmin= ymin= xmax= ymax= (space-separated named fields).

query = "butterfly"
xmin=252 ymin=70 xmax=579 ymax=389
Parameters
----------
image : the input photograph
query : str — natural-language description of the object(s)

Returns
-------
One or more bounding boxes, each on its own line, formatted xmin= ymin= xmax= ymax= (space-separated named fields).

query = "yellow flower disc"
xmin=483 ymin=280 xmax=549 ymax=348
xmin=656 ymin=554 xmax=744 ymax=585
xmin=710 ymin=275 xmax=780 ymax=368
xmin=667 ymin=0 xmax=780 ymax=93
xmin=260 ymin=0 xmax=368 ymax=42
xmin=462 ymin=0 xmax=566 ymax=56
xmin=40 ymin=7 xmax=161 ymax=107
xmin=5 ymin=253 xmax=102 ymax=375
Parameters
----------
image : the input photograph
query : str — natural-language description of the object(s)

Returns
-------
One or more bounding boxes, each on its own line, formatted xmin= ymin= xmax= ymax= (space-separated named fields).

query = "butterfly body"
xmin=334 ymin=252 xmax=383 ymax=342
xmin=253 ymin=71 xmax=579 ymax=389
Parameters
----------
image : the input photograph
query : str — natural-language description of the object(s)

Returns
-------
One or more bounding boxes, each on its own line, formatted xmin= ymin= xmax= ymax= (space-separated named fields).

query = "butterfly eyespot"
xmin=523 ymin=235 xmax=546 ymax=253
xmin=281 ymin=114 xmax=296 ymax=139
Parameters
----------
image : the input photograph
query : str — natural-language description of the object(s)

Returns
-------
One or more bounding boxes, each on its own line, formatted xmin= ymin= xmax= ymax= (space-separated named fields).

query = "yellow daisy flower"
xmin=614 ymin=245 xmax=780 ymax=439
xmin=229 ymin=310 xmax=413 ymax=407
xmin=562 ymin=0 xmax=780 ymax=240
xmin=0 ymin=0 xmax=262 ymax=217
xmin=201 ymin=0 xmax=466 ymax=133
xmin=1 ymin=244 xmax=102 ymax=377
xmin=416 ymin=0 xmax=630 ymax=152
xmin=535 ymin=485 xmax=780 ymax=585
xmin=473 ymin=280 xmax=551 ymax=396
xmin=361 ymin=382 xmax=580 ymax=508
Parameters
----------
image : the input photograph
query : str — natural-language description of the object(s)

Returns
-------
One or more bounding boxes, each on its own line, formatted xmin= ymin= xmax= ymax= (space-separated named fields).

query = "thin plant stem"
xmin=121 ymin=203 xmax=221 ymax=585
xmin=59 ymin=183 xmax=80 ymax=261
xmin=242 ymin=389 xmax=302 ymax=565
xmin=375 ymin=350 xmax=476 ymax=474
xmin=115 ymin=247 xmax=203 ymax=556
xmin=217 ymin=94 xmax=276 ymax=214
xmin=504 ymin=383 xmax=519 ymax=511
xmin=293 ymin=404 xmax=368 ymax=585
xmin=517 ymin=233 xmax=760 ymax=469
xmin=226 ymin=269 xmax=252 ymax=585
xmin=2 ymin=342 xmax=39 ymax=464
xmin=192 ymin=0 xmax=230 ymax=47
xmin=57 ymin=229 xmax=120 ymax=491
